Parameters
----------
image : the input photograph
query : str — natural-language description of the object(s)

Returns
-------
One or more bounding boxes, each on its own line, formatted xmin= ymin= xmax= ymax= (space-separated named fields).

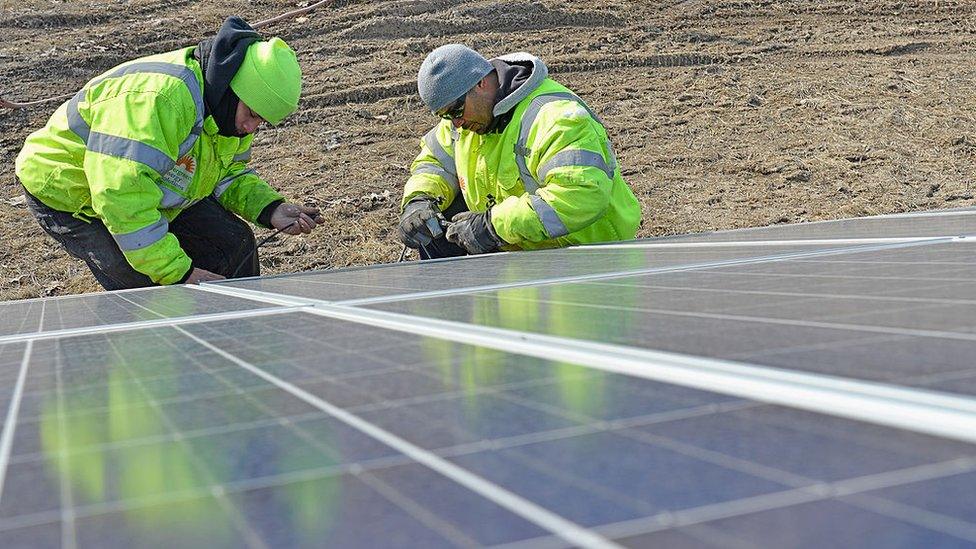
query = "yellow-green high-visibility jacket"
xmin=15 ymin=47 xmax=283 ymax=284
xmin=403 ymin=54 xmax=641 ymax=249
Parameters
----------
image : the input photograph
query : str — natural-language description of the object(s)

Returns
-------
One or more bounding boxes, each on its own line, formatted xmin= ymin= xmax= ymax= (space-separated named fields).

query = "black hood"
xmin=195 ymin=16 xmax=260 ymax=137
xmin=485 ymin=59 xmax=533 ymax=133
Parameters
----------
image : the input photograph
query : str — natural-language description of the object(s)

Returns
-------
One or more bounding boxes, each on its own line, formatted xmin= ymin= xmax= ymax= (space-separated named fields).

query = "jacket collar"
xmin=489 ymin=53 xmax=548 ymax=117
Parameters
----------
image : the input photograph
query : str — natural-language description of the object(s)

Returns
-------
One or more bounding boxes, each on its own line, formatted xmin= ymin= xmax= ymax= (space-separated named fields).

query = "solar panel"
xmin=1 ymin=209 xmax=975 ymax=547
xmin=0 ymin=286 xmax=284 ymax=340
xmin=649 ymin=209 xmax=976 ymax=243
xmin=214 ymin=242 xmax=900 ymax=304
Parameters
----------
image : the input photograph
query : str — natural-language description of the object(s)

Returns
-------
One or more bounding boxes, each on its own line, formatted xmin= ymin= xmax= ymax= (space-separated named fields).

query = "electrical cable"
xmin=229 ymin=221 xmax=297 ymax=279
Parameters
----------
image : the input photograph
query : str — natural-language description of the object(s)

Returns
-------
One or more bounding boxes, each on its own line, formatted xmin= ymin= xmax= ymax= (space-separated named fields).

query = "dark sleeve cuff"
xmin=257 ymin=200 xmax=285 ymax=228
xmin=177 ymin=262 xmax=195 ymax=284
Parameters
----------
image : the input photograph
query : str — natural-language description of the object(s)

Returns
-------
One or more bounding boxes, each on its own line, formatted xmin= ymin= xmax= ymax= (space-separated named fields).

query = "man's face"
xmin=235 ymin=101 xmax=266 ymax=136
xmin=452 ymin=88 xmax=494 ymax=134
xmin=436 ymin=79 xmax=495 ymax=134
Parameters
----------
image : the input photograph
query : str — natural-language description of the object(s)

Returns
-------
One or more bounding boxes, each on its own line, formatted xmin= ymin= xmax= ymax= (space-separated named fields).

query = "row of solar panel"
xmin=0 ymin=209 xmax=974 ymax=547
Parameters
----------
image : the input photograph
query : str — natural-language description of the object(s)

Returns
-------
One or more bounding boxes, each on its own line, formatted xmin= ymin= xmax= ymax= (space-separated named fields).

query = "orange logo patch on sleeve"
xmin=176 ymin=155 xmax=196 ymax=173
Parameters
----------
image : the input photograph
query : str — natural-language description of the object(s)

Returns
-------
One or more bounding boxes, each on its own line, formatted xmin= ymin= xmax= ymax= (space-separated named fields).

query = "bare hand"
xmin=185 ymin=267 xmax=226 ymax=284
xmin=271 ymin=203 xmax=325 ymax=235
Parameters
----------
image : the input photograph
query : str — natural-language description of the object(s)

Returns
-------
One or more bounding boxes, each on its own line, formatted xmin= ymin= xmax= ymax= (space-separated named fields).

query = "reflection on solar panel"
xmin=2 ymin=209 xmax=976 ymax=547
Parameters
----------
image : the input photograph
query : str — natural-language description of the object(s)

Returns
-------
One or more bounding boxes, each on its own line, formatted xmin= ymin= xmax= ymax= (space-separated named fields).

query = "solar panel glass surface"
xmin=367 ymin=242 xmax=976 ymax=396
xmin=2 ymin=312 xmax=974 ymax=546
xmin=0 ymin=286 xmax=277 ymax=338
xmin=3 ymin=210 xmax=976 ymax=547
xmin=215 ymin=243 xmax=882 ymax=304
xmin=634 ymin=210 xmax=976 ymax=243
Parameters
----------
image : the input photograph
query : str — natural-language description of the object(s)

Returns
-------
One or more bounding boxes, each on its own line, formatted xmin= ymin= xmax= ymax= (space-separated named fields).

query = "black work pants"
xmin=24 ymin=190 xmax=259 ymax=290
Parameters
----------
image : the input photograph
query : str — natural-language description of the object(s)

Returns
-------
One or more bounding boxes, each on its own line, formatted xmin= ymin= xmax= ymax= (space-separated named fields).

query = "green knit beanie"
xmin=230 ymin=37 xmax=302 ymax=125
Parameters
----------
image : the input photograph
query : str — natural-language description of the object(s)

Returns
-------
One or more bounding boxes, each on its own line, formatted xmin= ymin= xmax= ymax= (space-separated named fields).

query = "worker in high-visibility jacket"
xmin=15 ymin=16 xmax=323 ymax=289
xmin=398 ymin=44 xmax=641 ymax=258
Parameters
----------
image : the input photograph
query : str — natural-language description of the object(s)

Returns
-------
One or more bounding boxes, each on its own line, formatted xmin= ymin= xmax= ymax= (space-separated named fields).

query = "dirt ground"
xmin=1 ymin=0 xmax=975 ymax=300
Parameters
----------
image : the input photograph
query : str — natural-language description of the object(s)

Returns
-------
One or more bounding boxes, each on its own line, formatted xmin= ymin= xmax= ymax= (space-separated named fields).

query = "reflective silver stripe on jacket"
xmin=213 ymin=169 xmax=256 ymax=199
xmin=411 ymin=164 xmax=460 ymax=194
xmin=178 ymin=126 xmax=202 ymax=159
xmin=537 ymin=149 xmax=613 ymax=183
xmin=529 ymin=194 xmax=569 ymax=238
xmin=66 ymin=90 xmax=92 ymax=142
xmin=66 ymin=61 xmax=205 ymax=173
xmin=423 ymin=128 xmax=458 ymax=176
xmin=159 ymin=185 xmax=200 ymax=209
xmin=514 ymin=92 xmax=617 ymax=194
xmin=111 ymin=218 xmax=169 ymax=251
xmin=87 ymin=132 xmax=175 ymax=175
xmin=417 ymin=127 xmax=460 ymax=194
xmin=66 ymin=62 xmax=206 ymax=213
xmin=233 ymin=148 xmax=252 ymax=163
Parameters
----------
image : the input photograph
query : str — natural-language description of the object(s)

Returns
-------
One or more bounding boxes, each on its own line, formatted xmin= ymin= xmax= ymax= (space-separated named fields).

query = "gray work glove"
xmin=398 ymin=197 xmax=446 ymax=248
xmin=445 ymin=210 xmax=504 ymax=255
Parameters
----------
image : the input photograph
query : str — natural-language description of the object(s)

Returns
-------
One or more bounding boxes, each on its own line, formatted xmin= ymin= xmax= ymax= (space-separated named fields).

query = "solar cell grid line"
xmin=173 ymin=326 xmax=620 ymax=549
xmin=613 ymin=423 xmax=976 ymax=542
xmin=369 ymin=291 xmax=976 ymax=398
xmin=99 ymin=335 xmax=270 ymax=548
xmin=224 ymin=314 xmax=763 ymax=451
xmin=332 ymin=237 xmax=958 ymax=307
xmin=842 ymin=491 xmax=976 ymax=544
xmin=510 ymin=466 xmax=976 ymax=549
xmin=9 ymin=347 xmax=280 ymax=427
xmin=3 ymin=321 xmax=589 ymax=545
xmin=11 ymin=313 xmax=976 ymax=546
xmin=668 ymin=263 xmax=976 ymax=283
xmin=54 ymin=336 xmax=77 ymax=549
xmin=494 ymin=457 xmax=976 ymax=549
xmin=206 ymin=236 xmax=957 ymax=307
xmin=182 ymin=314 xmax=773 ymax=459
xmin=45 ymin=290 xmax=162 ymax=333
xmin=0 ymin=299 xmax=43 ymax=506
xmin=0 ymin=305 xmax=306 ymax=346
xmin=464 ymin=288 xmax=976 ymax=343
xmin=0 ymin=285 xmax=289 ymax=340
xmin=131 ymin=328 xmax=492 ymax=547
xmin=585 ymin=279 xmax=976 ymax=307
xmin=559 ymin=247 xmax=976 ymax=331
xmin=0 ymin=299 xmax=43 ymax=338
xmin=6 ymin=409 xmax=331 ymax=471
xmin=614 ymin=460 xmax=976 ymax=547
xmin=225 ymin=286 xmax=976 ymax=441
xmin=569 ymin=236 xmax=963 ymax=250
xmin=193 ymin=282 xmax=976 ymax=445
xmin=791 ymin=256 xmax=976 ymax=267
xmin=474 ymin=430 xmax=974 ymax=547
xmin=647 ymin=213 xmax=976 ymax=243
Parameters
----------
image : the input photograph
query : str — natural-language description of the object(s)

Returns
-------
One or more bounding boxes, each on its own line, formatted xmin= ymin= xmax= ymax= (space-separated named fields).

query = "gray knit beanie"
xmin=417 ymin=44 xmax=493 ymax=112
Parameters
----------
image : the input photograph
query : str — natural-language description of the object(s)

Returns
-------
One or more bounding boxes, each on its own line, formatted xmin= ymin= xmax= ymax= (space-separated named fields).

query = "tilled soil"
xmin=1 ymin=0 xmax=975 ymax=299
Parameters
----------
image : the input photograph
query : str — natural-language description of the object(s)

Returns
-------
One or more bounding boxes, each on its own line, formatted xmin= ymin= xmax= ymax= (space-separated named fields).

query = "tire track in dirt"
xmin=0 ymin=13 xmax=112 ymax=29
xmin=338 ymin=2 xmax=622 ymax=40
xmin=121 ymin=0 xmax=197 ymax=16
xmin=550 ymin=53 xmax=726 ymax=74
xmin=692 ymin=0 xmax=974 ymax=19
xmin=273 ymin=0 xmax=463 ymax=40
xmin=333 ymin=0 xmax=461 ymax=21
xmin=0 ymin=0 xmax=198 ymax=29
xmin=302 ymin=81 xmax=417 ymax=108
xmin=732 ymin=39 xmax=976 ymax=66
xmin=300 ymin=52 xmax=726 ymax=108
